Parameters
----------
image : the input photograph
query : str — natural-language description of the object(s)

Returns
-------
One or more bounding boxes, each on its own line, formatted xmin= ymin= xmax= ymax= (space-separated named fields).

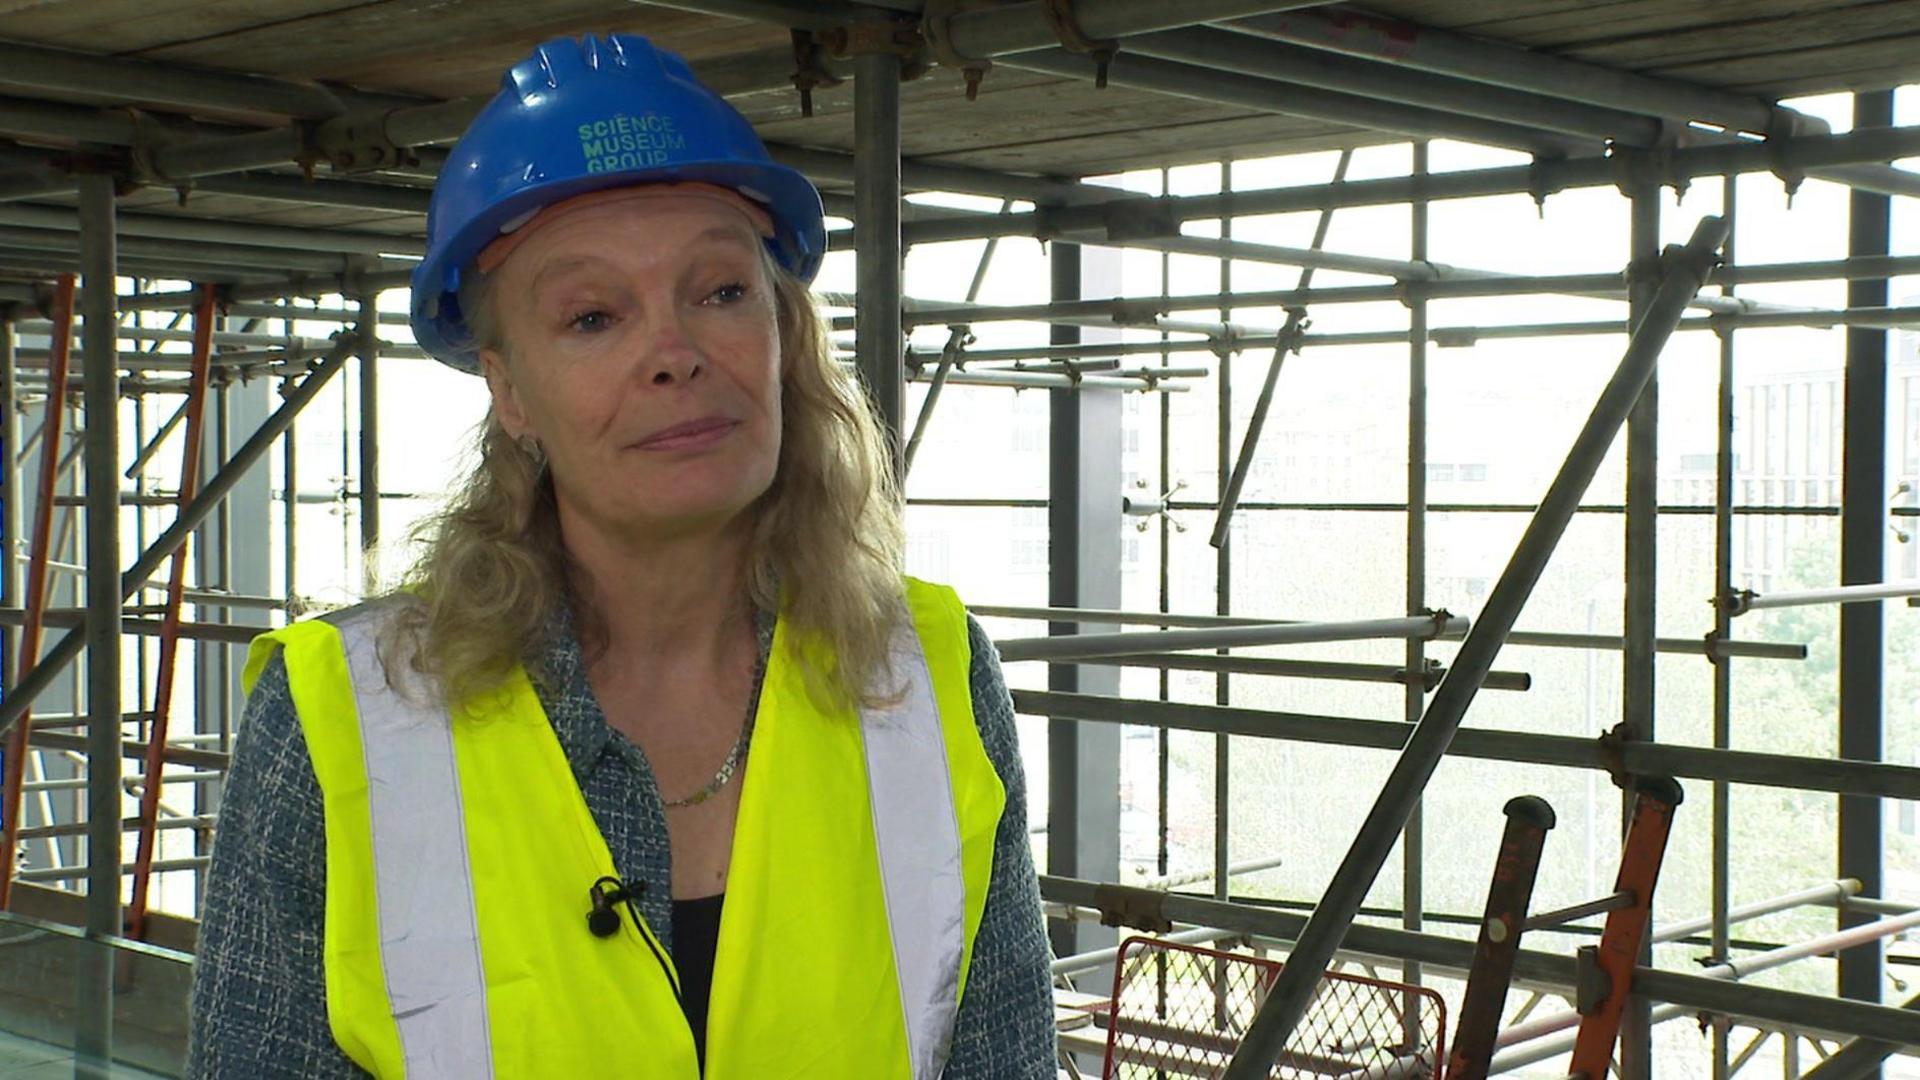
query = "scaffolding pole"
xmin=1079 ymin=650 xmax=1531 ymax=693
xmin=994 ymin=612 xmax=1464 ymax=662
xmin=1616 ymin=171 xmax=1662 ymax=1080
xmin=1725 ymin=580 xmax=1920 ymax=616
xmin=1800 ymin=992 xmax=1920 ymax=1080
xmin=1710 ymin=172 xmax=1738 ymax=1080
xmin=356 ymin=292 xmax=379 ymax=593
xmin=853 ymin=42 xmax=904 ymax=479
xmin=901 ymin=125 xmax=1920 ymax=246
xmin=1015 ymin=689 xmax=1920 ymax=800
xmin=1404 ymin=139 xmax=1431 ymax=1005
xmin=968 ymin=603 xmax=1808 ymax=660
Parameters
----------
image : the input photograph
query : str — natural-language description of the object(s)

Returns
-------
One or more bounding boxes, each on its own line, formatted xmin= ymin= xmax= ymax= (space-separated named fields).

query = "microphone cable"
xmin=587 ymin=874 xmax=683 ymax=1005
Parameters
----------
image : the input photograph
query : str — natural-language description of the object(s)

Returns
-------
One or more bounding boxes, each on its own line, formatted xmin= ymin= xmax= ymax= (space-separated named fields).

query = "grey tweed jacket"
xmin=186 ymin=606 xmax=1058 ymax=1078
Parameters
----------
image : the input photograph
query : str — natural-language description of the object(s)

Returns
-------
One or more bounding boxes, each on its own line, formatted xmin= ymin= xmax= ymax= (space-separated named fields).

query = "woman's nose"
xmin=638 ymin=318 xmax=705 ymax=386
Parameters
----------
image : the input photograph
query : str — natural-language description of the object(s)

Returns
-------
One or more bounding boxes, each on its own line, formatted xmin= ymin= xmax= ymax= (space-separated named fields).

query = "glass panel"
xmin=0 ymin=912 xmax=191 ymax=1078
xmin=901 ymin=382 xmax=1050 ymax=501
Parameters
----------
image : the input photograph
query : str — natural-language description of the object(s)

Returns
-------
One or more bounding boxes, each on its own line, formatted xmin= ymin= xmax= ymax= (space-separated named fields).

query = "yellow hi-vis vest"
xmin=241 ymin=578 xmax=1006 ymax=1080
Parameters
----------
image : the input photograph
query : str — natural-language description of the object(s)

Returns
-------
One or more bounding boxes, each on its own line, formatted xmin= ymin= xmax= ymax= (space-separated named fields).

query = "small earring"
xmin=517 ymin=434 xmax=547 ymax=469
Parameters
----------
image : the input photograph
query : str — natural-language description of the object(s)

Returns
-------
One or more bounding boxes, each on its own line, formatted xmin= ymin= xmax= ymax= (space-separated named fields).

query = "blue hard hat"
xmin=410 ymin=33 xmax=827 ymax=372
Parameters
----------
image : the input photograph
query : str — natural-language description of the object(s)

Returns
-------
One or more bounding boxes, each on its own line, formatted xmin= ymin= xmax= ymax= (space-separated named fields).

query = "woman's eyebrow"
xmin=529 ymin=254 xmax=611 ymax=294
xmin=692 ymin=224 xmax=760 ymax=252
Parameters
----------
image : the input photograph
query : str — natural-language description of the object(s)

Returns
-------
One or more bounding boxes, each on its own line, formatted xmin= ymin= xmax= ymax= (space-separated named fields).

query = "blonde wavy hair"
xmin=388 ymin=249 xmax=906 ymax=711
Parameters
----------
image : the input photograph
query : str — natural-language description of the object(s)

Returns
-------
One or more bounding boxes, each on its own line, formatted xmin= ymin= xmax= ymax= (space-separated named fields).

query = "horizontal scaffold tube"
xmin=1012 ymin=689 xmax=1920 ymax=800
xmin=968 ymin=603 xmax=1808 ymax=660
xmin=1725 ymin=580 xmax=1920 ymax=616
xmin=1083 ymin=650 xmax=1532 ymax=693
xmin=994 ymin=612 xmax=1464 ymax=661
xmin=896 ymin=126 xmax=1920 ymax=246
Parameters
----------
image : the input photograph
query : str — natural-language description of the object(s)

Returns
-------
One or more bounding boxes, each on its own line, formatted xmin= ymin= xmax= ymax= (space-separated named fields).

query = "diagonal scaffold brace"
xmin=0 ymin=335 xmax=358 ymax=750
xmin=1220 ymin=212 xmax=1733 ymax=1079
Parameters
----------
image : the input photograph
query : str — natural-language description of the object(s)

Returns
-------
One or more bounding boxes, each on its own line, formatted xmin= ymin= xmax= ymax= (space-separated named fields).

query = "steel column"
xmin=1840 ymin=90 xmax=1892 ymax=1042
xmin=1223 ymin=216 xmax=1730 ymax=1077
xmin=852 ymin=48 xmax=904 ymax=478
xmin=76 ymin=168 xmax=120 ymax=1072
xmin=1045 ymin=238 xmax=1124 ymax=977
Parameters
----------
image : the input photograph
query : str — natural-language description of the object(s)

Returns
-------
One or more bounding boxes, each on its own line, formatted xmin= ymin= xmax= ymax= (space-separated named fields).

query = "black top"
xmin=672 ymin=892 xmax=725 ymax=1071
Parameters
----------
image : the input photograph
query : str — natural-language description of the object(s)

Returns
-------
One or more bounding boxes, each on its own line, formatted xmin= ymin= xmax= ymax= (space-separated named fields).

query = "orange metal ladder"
xmin=1566 ymin=775 xmax=1686 ymax=1079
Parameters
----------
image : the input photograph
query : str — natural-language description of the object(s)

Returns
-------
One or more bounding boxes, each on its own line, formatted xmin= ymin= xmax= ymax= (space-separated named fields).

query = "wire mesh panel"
xmin=1101 ymin=937 xmax=1447 ymax=1079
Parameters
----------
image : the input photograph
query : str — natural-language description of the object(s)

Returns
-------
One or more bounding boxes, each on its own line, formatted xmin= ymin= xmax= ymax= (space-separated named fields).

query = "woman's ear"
xmin=481 ymin=347 xmax=531 ymax=439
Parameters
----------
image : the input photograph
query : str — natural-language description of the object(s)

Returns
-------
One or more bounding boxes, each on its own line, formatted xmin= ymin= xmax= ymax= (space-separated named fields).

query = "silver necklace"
xmin=662 ymin=708 xmax=756 ymax=809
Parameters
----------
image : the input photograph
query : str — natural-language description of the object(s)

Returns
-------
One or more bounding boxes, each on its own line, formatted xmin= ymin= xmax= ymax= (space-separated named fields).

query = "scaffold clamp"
xmin=922 ymin=1 xmax=992 ymax=101
xmin=1091 ymin=882 xmax=1175 ymax=934
xmin=1596 ymin=722 xmax=1636 ymax=790
xmin=1574 ymin=944 xmax=1611 ymax=1016
xmin=1040 ymin=0 xmax=1118 ymax=88
xmin=303 ymin=113 xmax=419 ymax=176
xmin=789 ymin=29 xmax=844 ymax=118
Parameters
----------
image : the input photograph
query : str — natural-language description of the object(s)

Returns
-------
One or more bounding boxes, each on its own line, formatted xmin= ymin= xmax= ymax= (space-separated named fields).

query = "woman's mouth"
xmin=633 ymin=417 xmax=739 ymax=451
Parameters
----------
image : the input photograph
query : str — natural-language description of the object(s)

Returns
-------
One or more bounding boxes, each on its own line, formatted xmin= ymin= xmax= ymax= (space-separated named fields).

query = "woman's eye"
xmin=567 ymin=309 xmax=614 ymax=333
xmin=706 ymin=282 xmax=748 ymax=305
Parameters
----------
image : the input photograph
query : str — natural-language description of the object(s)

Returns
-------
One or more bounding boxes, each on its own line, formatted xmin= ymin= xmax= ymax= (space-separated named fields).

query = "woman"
xmin=187 ymin=33 xmax=1058 ymax=1079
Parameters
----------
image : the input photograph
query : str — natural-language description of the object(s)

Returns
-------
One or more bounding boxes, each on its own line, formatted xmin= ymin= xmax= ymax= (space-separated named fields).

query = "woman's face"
xmin=480 ymin=195 xmax=783 ymax=543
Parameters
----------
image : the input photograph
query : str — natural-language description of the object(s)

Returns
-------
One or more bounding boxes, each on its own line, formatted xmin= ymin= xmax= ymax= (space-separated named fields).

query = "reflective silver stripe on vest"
xmin=337 ymin=609 xmax=496 ymax=1080
xmin=862 ymin=623 xmax=967 ymax=1080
